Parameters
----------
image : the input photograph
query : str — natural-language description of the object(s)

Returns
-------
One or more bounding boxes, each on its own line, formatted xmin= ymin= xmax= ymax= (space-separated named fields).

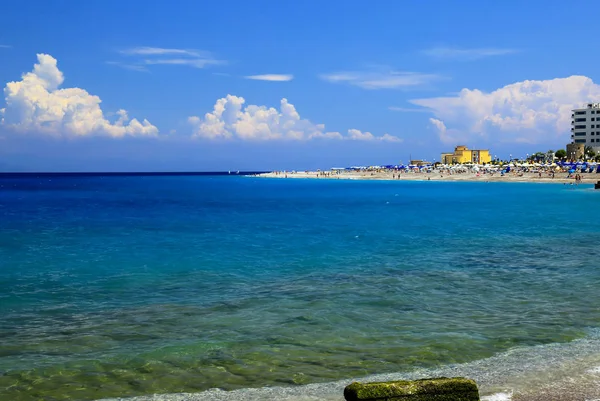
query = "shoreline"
xmin=98 ymin=330 xmax=600 ymax=401
xmin=257 ymin=171 xmax=600 ymax=185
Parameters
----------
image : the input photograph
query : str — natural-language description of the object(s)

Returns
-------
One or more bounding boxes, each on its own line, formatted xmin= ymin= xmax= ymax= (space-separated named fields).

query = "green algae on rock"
xmin=344 ymin=377 xmax=479 ymax=400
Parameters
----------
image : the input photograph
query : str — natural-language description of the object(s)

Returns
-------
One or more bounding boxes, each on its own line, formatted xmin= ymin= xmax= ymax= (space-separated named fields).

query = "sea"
xmin=1 ymin=174 xmax=600 ymax=401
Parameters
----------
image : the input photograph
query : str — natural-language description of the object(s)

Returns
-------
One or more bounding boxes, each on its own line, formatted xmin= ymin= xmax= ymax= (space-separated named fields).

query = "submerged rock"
xmin=343 ymin=376 xmax=479 ymax=400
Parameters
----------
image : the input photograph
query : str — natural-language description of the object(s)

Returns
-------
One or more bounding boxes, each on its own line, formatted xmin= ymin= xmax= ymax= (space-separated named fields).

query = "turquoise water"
xmin=1 ymin=176 xmax=600 ymax=400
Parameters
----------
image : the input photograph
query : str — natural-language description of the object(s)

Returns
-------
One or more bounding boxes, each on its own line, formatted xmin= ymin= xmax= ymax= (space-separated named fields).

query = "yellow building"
xmin=441 ymin=145 xmax=491 ymax=164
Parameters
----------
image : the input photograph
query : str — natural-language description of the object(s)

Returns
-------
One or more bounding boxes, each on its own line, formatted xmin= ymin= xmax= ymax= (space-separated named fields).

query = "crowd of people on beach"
xmin=261 ymin=161 xmax=600 ymax=184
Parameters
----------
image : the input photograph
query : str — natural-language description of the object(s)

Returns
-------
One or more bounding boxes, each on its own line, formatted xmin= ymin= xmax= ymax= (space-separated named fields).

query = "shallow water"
xmin=1 ymin=176 xmax=599 ymax=400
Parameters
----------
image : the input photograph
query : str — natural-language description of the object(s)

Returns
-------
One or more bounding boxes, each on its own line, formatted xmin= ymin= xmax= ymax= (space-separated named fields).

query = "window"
xmin=575 ymin=111 xmax=587 ymax=115
xmin=575 ymin=118 xmax=586 ymax=122
xmin=575 ymin=139 xmax=586 ymax=143
xmin=592 ymin=125 xmax=596 ymax=128
xmin=593 ymin=118 xmax=596 ymax=121
xmin=574 ymin=132 xmax=587 ymax=136
xmin=575 ymin=125 xmax=586 ymax=129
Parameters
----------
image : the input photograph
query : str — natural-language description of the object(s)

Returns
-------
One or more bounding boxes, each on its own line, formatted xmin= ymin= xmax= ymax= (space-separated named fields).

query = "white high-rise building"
xmin=570 ymin=103 xmax=600 ymax=150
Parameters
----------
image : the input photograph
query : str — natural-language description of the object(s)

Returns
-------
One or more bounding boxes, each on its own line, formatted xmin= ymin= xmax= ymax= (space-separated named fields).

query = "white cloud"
xmin=1 ymin=54 xmax=158 ymax=137
xmin=347 ymin=129 xmax=375 ymax=140
xmin=244 ymin=74 xmax=293 ymax=82
xmin=120 ymin=47 xmax=206 ymax=57
xmin=189 ymin=95 xmax=322 ymax=140
xmin=428 ymin=118 xmax=465 ymax=144
xmin=320 ymin=69 xmax=443 ymax=90
xmin=346 ymin=129 xmax=403 ymax=142
xmin=422 ymin=47 xmax=517 ymax=60
xmin=106 ymin=61 xmax=149 ymax=72
xmin=117 ymin=47 xmax=224 ymax=70
xmin=144 ymin=58 xmax=223 ymax=68
xmin=380 ymin=133 xmax=403 ymax=142
xmin=189 ymin=95 xmax=402 ymax=142
xmin=308 ymin=131 xmax=344 ymax=140
xmin=411 ymin=75 xmax=600 ymax=144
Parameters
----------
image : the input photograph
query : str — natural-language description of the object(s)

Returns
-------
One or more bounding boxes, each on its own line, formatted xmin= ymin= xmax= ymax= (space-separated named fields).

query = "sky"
xmin=1 ymin=0 xmax=599 ymax=171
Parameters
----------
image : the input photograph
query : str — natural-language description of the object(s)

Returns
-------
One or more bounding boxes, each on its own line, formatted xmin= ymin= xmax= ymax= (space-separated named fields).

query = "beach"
xmin=259 ymin=169 xmax=600 ymax=184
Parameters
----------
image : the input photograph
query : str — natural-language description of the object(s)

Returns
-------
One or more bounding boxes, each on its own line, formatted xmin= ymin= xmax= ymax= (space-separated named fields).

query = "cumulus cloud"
xmin=347 ymin=129 xmax=376 ymax=141
xmin=422 ymin=47 xmax=517 ymax=60
xmin=189 ymin=95 xmax=401 ymax=142
xmin=308 ymin=131 xmax=344 ymax=140
xmin=347 ymin=129 xmax=403 ymax=142
xmin=411 ymin=75 xmax=600 ymax=144
xmin=244 ymin=74 xmax=293 ymax=82
xmin=1 ymin=53 xmax=158 ymax=137
xmin=380 ymin=133 xmax=403 ymax=142
xmin=320 ymin=69 xmax=443 ymax=90
xmin=428 ymin=118 xmax=466 ymax=144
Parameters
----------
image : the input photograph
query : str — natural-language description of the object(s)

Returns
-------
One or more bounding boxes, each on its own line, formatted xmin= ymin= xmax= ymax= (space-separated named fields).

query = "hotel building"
xmin=441 ymin=145 xmax=491 ymax=164
xmin=571 ymin=103 xmax=600 ymax=150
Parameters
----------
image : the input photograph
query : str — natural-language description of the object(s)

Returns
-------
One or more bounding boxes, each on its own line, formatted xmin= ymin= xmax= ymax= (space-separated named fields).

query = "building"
xmin=566 ymin=142 xmax=585 ymax=161
xmin=571 ymin=103 xmax=600 ymax=150
xmin=409 ymin=159 xmax=431 ymax=166
xmin=441 ymin=145 xmax=491 ymax=164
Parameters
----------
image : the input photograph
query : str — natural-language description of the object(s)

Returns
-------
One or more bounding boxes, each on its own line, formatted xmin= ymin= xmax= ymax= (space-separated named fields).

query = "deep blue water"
xmin=1 ymin=176 xmax=600 ymax=400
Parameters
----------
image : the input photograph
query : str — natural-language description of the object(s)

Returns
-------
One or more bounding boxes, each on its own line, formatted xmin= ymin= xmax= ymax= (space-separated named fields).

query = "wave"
xmin=98 ymin=329 xmax=600 ymax=401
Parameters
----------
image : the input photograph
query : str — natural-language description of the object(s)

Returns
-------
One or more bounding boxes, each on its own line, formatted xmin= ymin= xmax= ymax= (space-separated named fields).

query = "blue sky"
xmin=1 ymin=0 xmax=599 ymax=171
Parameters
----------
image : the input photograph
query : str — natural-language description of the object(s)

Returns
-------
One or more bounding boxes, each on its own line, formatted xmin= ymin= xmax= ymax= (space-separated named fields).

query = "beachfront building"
xmin=566 ymin=142 xmax=585 ymax=161
xmin=571 ymin=103 xmax=600 ymax=151
xmin=409 ymin=159 xmax=432 ymax=166
xmin=441 ymin=145 xmax=491 ymax=164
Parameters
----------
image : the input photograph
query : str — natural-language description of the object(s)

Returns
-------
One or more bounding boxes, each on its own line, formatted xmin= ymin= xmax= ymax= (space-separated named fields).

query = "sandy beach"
xmin=258 ymin=170 xmax=600 ymax=185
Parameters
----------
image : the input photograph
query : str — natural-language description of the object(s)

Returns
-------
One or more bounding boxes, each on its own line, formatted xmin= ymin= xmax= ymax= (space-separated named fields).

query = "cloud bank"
xmin=189 ymin=95 xmax=401 ymax=142
xmin=1 ymin=54 xmax=158 ymax=137
xmin=411 ymin=75 xmax=600 ymax=144
xmin=1 ymin=54 xmax=401 ymax=144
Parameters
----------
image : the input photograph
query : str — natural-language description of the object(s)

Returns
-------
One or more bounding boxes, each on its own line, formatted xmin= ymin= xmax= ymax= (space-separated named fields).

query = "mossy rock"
xmin=344 ymin=376 xmax=479 ymax=401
